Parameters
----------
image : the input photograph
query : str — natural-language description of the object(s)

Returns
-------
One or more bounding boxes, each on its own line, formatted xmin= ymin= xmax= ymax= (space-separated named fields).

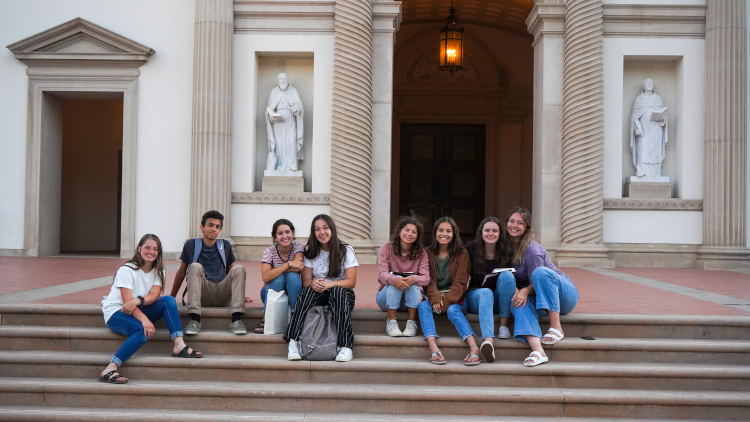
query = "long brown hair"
xmin=501 ymin=207 xmax=535 ymax=265
xmin=122 ymin=233 xmax=166 ymax=287
xmin=305 ymin=214 xmax=349 ymax=279
xmin=391 ymin=216 xmax=424 ymax=260
xmin=471 ymin=216 xmax=502 ymax=274
xmin=429 ymin=216 xmax=464 ymax=256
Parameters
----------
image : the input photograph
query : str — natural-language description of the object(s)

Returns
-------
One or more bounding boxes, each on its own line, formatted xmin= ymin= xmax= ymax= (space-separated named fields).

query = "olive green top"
xmin=435 ymin=254 xmax=453 ymax=292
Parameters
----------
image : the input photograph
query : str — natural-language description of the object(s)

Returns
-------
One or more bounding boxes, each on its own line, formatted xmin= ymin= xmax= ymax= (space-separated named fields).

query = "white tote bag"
xmin=264 ymin=289 xmax=291 ymax=335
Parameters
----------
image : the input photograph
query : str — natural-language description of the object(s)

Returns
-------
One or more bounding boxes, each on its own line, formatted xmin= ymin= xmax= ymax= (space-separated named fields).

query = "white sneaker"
xmin=386 ymin=319 xmax=403 ymax=337
xmin=287 ymin=339 xmax=302 ymax=361
xmin=497 ymin=326 xmax=511 ymax=339
xmin=335 ymin=347 xmax=353 ymax=362
xmin=402 ymin=320 xmax=418 ymax=337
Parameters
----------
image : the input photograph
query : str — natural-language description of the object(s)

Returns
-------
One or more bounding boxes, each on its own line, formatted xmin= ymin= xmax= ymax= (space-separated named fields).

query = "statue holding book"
xmin=265 ymin=73 xmax=304 ymax=173
xmin=630 ymin=78 xmax=668 ymax=177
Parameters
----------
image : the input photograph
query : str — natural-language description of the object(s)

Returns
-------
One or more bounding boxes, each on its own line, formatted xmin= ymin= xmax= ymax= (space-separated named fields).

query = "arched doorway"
xmin=391 ymin=0 xmax=535 ymax=237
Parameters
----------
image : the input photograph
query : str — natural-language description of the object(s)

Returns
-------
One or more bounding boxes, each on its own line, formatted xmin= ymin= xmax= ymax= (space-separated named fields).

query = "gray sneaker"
xmin=185 ymin=320 xmax=201 ymax=335
xmin=229 ymin=320 xmax=248 ymax=335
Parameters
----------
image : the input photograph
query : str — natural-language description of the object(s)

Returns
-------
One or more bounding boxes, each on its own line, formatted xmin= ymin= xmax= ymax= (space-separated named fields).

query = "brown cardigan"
xmin=425 ymin=248 xmax=471 ymax=313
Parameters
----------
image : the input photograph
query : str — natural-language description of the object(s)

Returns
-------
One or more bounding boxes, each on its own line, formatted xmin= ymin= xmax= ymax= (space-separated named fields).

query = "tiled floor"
xmin=1 ymin=257 xmax=749 ymax=316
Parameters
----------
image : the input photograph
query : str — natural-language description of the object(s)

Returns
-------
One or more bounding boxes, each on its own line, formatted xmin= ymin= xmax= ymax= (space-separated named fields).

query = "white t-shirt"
xmin=304 ymin=245 xmax=359 ymax=281
xmin=101 ymin=264 xmax=164 ymax=323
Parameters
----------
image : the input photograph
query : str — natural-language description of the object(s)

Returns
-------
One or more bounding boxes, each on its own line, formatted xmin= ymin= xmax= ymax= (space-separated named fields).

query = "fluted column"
xmin=189 ymin=0 xmax=233 ymax=238
xmin=329 ymin=0 xmax=374 ymax=240
xmin=697 ymin=0 xmax=749 ymax=269
xmin=555 ymin=0 xmax=613 ymax=267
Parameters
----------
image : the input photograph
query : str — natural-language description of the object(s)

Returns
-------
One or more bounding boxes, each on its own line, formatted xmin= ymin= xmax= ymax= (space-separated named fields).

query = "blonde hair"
xmin=503 ymin=207 xmax=535 ymax=265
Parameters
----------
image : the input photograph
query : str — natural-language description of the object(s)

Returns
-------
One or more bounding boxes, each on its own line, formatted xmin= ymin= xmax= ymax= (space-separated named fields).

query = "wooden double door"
xmin=399 ymin=124 xmax=486 ymax=244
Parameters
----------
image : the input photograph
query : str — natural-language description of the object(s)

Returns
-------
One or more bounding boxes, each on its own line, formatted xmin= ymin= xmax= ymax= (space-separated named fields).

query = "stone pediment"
xmin=6 ymin=17 xmax=154 ymax=66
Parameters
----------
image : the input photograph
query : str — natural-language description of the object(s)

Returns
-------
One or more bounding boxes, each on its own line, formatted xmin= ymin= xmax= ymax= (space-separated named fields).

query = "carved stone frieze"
xmin=232 ymin=192 xmax=330 ymax=205
xmin=603 ymin=198 xmax=703 ymax=211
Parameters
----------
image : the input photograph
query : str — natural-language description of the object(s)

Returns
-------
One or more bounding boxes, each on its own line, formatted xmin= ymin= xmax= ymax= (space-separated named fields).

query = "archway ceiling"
xmin=399 ymin=0 xmax=535 ymax=39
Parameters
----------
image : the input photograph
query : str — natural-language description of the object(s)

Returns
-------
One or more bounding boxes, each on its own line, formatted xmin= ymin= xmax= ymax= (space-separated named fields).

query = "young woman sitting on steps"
xmin=496 ymin=207 xmax=579 ymax=367
xmin=376 ymin=216 xmax=430 ymax=337
xmin=418 ymin=217 xmax=482 ymax=365
xmin=464 ymin=217 xmax=503 ymax=363
xmin=283 ymin=214 xmax=359 ymax=362
xmin=100 ymin=234 xmax=202 ymax=384
xmin=255 ymin=219 xmax=305 ymax=334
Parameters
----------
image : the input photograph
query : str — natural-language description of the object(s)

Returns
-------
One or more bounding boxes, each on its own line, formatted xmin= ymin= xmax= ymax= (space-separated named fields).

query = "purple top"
xmin=512 ymin=241 xmax=566 ymax=286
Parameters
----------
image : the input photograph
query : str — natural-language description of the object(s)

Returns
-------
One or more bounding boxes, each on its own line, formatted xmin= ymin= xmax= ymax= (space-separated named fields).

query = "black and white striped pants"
xmin=284 ymin=286 xmax=356 ymax=349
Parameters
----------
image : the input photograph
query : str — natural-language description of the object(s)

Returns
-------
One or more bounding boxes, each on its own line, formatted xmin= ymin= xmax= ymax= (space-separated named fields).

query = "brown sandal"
xmin=99 ymin=370 xmax=128 ymax=384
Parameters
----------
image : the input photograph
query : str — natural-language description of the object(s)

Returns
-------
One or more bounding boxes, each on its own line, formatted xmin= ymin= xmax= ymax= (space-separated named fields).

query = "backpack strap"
xmin=309 ymin=306 xmax=327 ymax=349
xmin=217 ymin=239 xmax=227 ymax=267
xmin=192 ymin=238 xmax=202 ymax=263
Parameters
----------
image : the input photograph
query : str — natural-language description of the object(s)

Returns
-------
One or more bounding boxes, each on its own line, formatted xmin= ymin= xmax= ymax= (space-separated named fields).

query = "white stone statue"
xmin=265 ymin=73 xmax=304 ymax=172
xmin=630 ymin=79 xmax=668 ymax=177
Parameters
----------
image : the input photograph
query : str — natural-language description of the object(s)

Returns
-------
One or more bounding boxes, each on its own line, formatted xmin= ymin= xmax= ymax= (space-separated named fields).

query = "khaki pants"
xmin=186 ymin=263 xmax=246 ymax=315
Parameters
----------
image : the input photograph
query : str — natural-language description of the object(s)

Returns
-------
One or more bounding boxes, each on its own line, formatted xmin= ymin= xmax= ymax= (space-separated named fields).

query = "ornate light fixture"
xmin=439 ymin=1 xmax=464 ymax=75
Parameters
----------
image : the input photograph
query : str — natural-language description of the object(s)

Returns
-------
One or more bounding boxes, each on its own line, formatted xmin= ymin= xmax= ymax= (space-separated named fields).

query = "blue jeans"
xmin=106 ymin=295 xmax=184 ymax=366
xmin=260 ymin=272 xmax=303 ymax=312
xmin=460 ymin=288 xmax=494 ymax=340
xmin=495 ymin=271 xmax=517 ymax=319
xmin=418 ymin=300 xmax=475 ymax=341
xmin=376 ymin=284 xmax=422 ymax=312
xmin=511 ymin=267 xmax=579 ymax=343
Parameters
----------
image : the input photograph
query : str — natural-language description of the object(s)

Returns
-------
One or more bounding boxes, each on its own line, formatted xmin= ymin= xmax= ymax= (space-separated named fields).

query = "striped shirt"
xmin=261 ymin=241 xmax=305 ymax=269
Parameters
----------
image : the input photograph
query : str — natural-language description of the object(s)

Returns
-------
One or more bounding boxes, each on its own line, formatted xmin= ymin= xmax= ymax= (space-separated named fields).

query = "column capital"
xmin=526 ymin=3 xmax=566 ymax=46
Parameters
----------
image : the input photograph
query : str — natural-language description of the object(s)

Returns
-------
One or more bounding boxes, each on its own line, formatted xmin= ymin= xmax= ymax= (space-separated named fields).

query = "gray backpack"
xmin=299 ymin=306 xmax=338 ymax=361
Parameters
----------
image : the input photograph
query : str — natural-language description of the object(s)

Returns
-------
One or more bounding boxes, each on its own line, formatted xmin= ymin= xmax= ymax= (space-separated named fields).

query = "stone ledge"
xmin=231 ymin=192 xmax=330 ymax=205
xmin=603 ymin=198 xmax=703 ymax=211
xmin=603 ymin=4 xmax=706 ymax=38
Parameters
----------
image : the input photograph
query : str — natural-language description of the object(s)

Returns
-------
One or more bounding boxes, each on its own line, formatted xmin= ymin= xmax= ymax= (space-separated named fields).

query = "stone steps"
xmin=2 ymin=350 xmax=749 ymax=391
xmin=0 ymin=406 xmax=726 ymax=422
xmin=2 ymin=325 xmax=750 ymax=364
xmin=3 ymin=304 xmax=750 ymax=339
xmin=2 ymin=378 xmax=750 ymax=419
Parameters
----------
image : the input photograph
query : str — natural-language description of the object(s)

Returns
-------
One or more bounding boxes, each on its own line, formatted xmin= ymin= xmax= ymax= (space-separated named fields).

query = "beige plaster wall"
xmin=60 ymin=100 xmax=123 ymax=252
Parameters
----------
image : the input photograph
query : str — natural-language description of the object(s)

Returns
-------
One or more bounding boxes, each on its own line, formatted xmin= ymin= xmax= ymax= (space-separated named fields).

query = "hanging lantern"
xmin=439 ymin=2 xmax=464 ymax=75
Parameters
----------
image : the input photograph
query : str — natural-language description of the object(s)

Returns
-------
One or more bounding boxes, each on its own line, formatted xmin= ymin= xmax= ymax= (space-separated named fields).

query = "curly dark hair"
xmin=201 ymin=210 xmax=224 ymax=228
xmin=391 ymin=216 xmax=424 ymax=261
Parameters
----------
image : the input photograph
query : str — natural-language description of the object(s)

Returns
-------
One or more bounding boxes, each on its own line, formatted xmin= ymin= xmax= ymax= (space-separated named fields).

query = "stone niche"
xmin=622 ymin=57 xmax=680 ymax=199
xmin=255 ymin=53 xmax=314 ymax=192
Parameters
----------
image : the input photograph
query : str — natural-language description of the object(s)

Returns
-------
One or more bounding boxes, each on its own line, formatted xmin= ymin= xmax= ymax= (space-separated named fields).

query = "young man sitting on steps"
xmin=170 ymin=210 xmax=248 ymax=335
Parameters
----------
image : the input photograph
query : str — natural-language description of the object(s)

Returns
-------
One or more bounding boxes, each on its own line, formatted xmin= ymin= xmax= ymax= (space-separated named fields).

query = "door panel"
xmin=400 ymin=124 xmax=485 ymax=244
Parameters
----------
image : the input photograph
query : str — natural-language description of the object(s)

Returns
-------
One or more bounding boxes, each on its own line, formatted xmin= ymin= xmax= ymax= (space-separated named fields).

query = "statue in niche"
xmin=630 ymin=78 xmax=668 ymax=177
xmin=265 ymin=73 xmax=304 ymax=173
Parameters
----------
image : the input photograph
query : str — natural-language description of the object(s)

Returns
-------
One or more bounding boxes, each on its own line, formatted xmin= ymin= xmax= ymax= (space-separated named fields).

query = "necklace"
xmin=275 ymin=245 xmax=293 ymax=263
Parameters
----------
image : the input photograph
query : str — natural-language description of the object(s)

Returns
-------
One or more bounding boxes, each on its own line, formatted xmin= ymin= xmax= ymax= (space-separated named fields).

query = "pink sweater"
xmin=377 ymin=242 xmax=430 ymax=290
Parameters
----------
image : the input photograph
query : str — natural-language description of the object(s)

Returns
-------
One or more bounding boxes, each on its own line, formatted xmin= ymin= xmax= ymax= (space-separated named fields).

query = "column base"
xmin=696 ymin=246 xmax=750 ymax=270
xmin=344 ymin=238 xmax=381 ymax=265
xmin=554 ymin=243 xmax=615 ymax=268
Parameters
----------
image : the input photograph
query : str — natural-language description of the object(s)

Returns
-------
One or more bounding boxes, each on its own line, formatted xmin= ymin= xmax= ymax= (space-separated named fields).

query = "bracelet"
xmin=137 ymin=296 xmax=145 ymax=307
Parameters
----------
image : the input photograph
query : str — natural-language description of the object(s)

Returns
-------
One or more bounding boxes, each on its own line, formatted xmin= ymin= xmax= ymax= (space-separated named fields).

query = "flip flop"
xmin=172 ymin=345 xmax=203 ymax=358
xmin=464 ymin=353 xmax=481 ymax=366
xmin=480 ymin=340 xmax=495 ymax=362
xmin=541 ymin=328 xmax=564 ymax=345
xmin=430 ymin=351 xmax=446 ymax=365
xmin=99 ymin=370 xmax=128 ymax=384
xmin=523 ymin=351 xmax=549 ymax=367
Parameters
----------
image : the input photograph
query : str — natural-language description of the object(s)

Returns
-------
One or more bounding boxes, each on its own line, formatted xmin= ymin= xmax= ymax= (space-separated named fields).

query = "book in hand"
xmin=649 ymin=107 xmax=667 ymax=121
xmin=267 ymin=108 xmax=285 ymax=122
xmin=492 ymin=268 xmax=516 ymax=274
xmin=390 ymin=271 xmax=419 ymax=277
xmin=481 ymin=268 xmax=515 ymax=290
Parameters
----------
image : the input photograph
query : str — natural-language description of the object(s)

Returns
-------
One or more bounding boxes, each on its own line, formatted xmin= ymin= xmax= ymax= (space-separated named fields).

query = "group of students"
xmin=98 ymin=208 xmax=578 ymax=384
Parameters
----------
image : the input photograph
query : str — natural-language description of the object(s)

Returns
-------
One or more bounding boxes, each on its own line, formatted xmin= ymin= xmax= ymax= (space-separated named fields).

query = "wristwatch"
xmin=137 ymin=296 xmax=145 ymax=307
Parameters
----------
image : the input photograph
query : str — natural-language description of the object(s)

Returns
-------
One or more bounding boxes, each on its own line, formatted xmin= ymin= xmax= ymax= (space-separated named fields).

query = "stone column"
xmin=329 ymin=0 xmax=374 ymax=241
xmin=554 ymin=0 xmax=613 ymax=267
xmin=526 ymin=1 xmax=566 ymax=252
xmin=189 ymin=0 xmax=234 ymax=238
xmin=697 ymin=0 xmax=749 ymax=269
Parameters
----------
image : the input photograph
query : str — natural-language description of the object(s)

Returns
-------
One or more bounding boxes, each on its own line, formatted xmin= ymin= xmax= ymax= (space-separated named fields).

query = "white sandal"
xmin=541 ymin=327 xmax=564 ymax=345
xmin=523 ymin=351 xmax=549 ymax=367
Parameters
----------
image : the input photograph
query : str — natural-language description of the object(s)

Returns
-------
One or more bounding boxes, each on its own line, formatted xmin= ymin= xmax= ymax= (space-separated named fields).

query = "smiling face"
xmin=435 ymin=222 xmax=454 ymax=246
xmin=399 ymin=224 xmax=418 ymax=246
xmin=138 ymin=239 xmax=159 ymax=263
xmin=200 ymin=218 xmax=222 ymax=242
xmin=274 ymin=224 xmax=295 ymax=247
xmin=481 ymin=221 xmax=501 ymax=245
xmin=507 ymin=212 xmax=527 ymax=241
xmin=313 ymin=218 xmax=332 ymax=246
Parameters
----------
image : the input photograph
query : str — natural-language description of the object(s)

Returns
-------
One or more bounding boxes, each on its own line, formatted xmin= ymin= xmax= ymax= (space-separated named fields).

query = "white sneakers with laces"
xmin=402 ymin=320 xmax=418 ymax=337
xmin=335 ymin=347 xmax=353 ymax=362
xmin=287 ymin=339 xmax=302 ymax=361
xmin=386 ymin=319 xmax=403 ymax=337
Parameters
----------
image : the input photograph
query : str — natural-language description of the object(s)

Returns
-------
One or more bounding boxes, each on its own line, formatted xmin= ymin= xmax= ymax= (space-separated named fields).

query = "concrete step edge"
xmin=0 ymin=406 xmax=726 ymax=422
xmin=3 ymin=378 xmax=750 ymax=406
xmin=3 ymin=350 xmax=750 ymax=379
xmin=2 ymin=304 xmax=750 ymax=326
